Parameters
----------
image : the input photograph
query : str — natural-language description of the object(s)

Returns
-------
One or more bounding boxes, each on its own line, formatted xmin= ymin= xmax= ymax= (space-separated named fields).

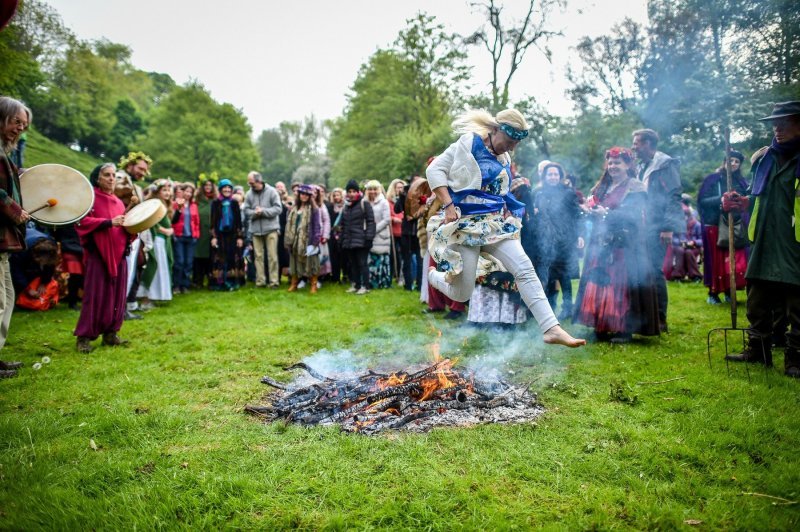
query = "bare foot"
xmin=543 ymin=325 xmax=586 ymax=348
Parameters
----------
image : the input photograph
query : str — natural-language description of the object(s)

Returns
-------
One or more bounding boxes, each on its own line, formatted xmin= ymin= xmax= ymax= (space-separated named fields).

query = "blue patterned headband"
xmin=499 ymin=122 xmax=529 ymax=141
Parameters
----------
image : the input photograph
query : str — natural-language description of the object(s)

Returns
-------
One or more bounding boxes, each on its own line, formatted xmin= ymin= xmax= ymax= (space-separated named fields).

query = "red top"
xmin=172 ymin=201 xmax=200 ymax=238
xmin=76 ymin=189 xmax=134 ymax=278
xmin=390 ymin=201 xmax=403 ymax=238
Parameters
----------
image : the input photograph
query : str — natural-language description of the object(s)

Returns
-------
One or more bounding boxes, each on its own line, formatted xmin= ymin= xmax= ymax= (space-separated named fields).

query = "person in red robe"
xmin=74 ymin=163 xmax=135 ymax=353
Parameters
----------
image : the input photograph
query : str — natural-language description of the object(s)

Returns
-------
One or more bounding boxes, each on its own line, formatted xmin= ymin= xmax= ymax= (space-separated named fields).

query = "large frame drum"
xmin=123 ymin=199 xmax=167 ymax=234
xmin=20 ymin=164 xmax=95 ymax=225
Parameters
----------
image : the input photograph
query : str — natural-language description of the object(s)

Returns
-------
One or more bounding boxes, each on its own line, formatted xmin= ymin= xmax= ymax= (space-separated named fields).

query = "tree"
xmin=103 ymin=98 xmax=145 ymax=162
xmin=329 ymin=14 xmax=468 ymax=186
xmin=140 ymin=82 xmax=259 ymax=180
xmin=566 ymin=18 xmax=646 ymax=114
xmin=465 ymin=0 xmax=564 ymax=111
xmin=257 ymin=116 xmax=328 ymax=184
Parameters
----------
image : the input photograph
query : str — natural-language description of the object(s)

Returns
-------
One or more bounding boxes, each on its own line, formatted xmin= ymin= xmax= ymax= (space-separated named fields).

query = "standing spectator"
xmin=313 ymin=186 xmax=332 ymax=286
xmin=365 ymin=180 xmax=392 ymax=289
xmin=0 ymin=96 xmax=31 ymax=376
xmin=115 ymin=151 xmax=152 ymax=321
xmin=632 ymin=128 xmax=684 ymax=333
xmin=341 ymin=180 xmax=375 ymax=295
xmin=275 ymin=181 xmax=292 ymax=283
xmin=210 ymin=179 xmax=244 ymax=291
xmin=574 ymin=147 xmax=660 ymax=343
xmin=697 ymin=151 xmax=749 ymax=303
xmin=137 ymin=180 xmax=174 ymax=306
xmin=726 ymin=101 xmax=800 ymax=377
xmin=172 ymin=183 xmax=200 ymax=294
xmin=327 ymin=187 xmax=346 ymax=283
xmin=386 ymin=178 xmax=406 ymax=284
xmin=244 ymin=172 xmax=282 ymax=288
xmin=531 ymin=162 xmax=584 ymax=320
xmin=394 ymin=176 xmax=423 ymax=291
xmin=193 ymin=179 xmax=216 ymax=288
xmin=74 ymin=163 xmax=135 ymax=353
xmin=662 ymin=200 xmax=703 ymax=282
xmin=285 ymin=184 xmax=321 ymax=293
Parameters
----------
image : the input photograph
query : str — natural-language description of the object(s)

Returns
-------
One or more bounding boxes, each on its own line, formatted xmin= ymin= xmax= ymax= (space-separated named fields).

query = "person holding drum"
xmin=137 ymin=180 xmax=174 ymax=305
xmin=0 ymin=96 xmax=31 ymax=376
xmin=425 ymin=109 xmax=585 ymax=347
xmin=74 ymin=163 xmax=135 ymax=353
xmin=115 ymin=151 xmax=153 ymax=321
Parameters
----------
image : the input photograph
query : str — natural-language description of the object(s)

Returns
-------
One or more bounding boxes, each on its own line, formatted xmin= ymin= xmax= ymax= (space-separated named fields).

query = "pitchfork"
xmin=706 ymin=129 xmax=770 ymax=381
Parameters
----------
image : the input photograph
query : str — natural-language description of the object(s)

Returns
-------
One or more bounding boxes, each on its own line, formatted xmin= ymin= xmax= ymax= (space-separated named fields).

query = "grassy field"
xmin=0 ymin=280 xmax=798 ymax=529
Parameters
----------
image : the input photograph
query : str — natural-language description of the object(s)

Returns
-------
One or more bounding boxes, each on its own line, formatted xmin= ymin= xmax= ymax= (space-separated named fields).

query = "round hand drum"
xmin=20 ymin=164 xmax=95 ymax=225
xmin=405 ymin=178 xmax=432 ymax=219
xmin=123 ymin=199 xmax=166 ymax=234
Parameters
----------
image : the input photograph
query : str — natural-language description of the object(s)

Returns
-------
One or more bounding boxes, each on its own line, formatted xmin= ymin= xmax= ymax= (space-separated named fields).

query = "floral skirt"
xmin=427 ymin=209 xmax=521 ymax=282
xmin=369 ymin=253 xmax=392 ymax=289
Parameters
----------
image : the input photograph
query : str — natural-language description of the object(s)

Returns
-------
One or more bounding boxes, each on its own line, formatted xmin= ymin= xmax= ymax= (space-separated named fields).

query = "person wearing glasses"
xmin=425 ymin=109 xmax=585 ymax=347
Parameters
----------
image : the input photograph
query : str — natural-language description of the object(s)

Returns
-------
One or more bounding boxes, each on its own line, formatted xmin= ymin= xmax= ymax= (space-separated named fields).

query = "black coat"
xmin=341 ymin=198 xmax=376 ymax=250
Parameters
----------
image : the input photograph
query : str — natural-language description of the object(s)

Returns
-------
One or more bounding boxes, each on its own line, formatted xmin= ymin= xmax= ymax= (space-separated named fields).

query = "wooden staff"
xmin=724 ymin=127 xmax=737 ymax=328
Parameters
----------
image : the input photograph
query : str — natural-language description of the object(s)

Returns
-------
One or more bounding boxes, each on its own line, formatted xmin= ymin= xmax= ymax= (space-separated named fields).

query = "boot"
xmin=0 ymin=360 xmax=23 ymax=370
xmin=784 ymin=347 xmax=800 ymax=378
xmin=102 ymin=332 xmax=129 ymax=347
xmin=309 ymin=275 xmax=318 ymax=294
xmin=287 ymin=276 xmax=299 ymax=292
xmin=76 ymin=337 xmax=94 ymax=353
xmin=725 ymin=335 xmax=772 ymax=367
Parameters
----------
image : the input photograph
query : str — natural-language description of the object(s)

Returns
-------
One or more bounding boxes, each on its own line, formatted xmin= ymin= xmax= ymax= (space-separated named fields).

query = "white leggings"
xmin=428 ymin=239 xmax=558 ymax=332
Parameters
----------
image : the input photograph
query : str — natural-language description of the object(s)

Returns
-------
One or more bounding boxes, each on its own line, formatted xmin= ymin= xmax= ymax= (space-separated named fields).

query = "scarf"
xmin=75 ymin=188 xmax=130 ymax=278
xmin=219 ymin=198 xmax=234 ymax=232
xmin=751 ymin=136 xmax=800 ymax=196
xmin=346 ymin=191 xmax=363 ymax=206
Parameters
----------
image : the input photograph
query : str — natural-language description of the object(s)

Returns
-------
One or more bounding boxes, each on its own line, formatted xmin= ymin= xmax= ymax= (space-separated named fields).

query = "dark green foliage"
xmin=139 ymin=83 xmax=260 ymax=180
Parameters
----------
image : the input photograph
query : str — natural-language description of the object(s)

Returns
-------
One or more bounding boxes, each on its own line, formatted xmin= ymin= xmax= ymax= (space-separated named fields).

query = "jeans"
xmin=347 ymin=247 xmax=370 ymax=289
xmin=173 ymin=236 xmax=197 ymax=290
xmin=400 ymin=234 xmax=421 ymax=290
xmin=428 ymin=239 xmax=558 ymax=333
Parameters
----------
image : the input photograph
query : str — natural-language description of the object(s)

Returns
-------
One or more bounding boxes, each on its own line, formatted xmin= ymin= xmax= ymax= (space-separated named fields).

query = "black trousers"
xmin=346 ymin=247 xmax=369 ymax=289
xmin=747 ymin=279 xmax=800 ymax=350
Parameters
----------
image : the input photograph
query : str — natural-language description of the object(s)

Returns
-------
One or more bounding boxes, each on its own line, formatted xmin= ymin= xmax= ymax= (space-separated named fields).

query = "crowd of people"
xmin=1 ymin=95 xmax=799 ymax=377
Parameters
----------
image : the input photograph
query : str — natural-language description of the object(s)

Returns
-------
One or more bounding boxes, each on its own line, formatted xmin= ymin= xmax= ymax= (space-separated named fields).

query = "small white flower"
xmin=42 ymin=356 xmax=51 ymax=364
xmin=32 ymin=363 xmax=42 ymax=371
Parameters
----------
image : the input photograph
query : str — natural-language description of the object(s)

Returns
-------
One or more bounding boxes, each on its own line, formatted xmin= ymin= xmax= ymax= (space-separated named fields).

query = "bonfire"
xmin=246 ymin=352 xmax=543 ymax=435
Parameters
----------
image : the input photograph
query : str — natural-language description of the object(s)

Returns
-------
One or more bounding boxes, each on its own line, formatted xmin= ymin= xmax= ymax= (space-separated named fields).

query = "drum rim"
xmin=20 ymin=163 xmax=96 ymax=226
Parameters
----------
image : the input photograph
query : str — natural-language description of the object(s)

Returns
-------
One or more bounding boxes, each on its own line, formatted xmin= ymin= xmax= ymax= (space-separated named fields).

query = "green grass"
xmin=22 ymin=128 xmax=101 ymax=175
xmin=1 ymin=281 xmax=798 ymax=529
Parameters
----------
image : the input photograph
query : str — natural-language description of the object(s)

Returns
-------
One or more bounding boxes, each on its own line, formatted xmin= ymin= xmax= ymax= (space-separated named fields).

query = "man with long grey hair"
xmin=0 ymin=96 xmax=32 ymax=377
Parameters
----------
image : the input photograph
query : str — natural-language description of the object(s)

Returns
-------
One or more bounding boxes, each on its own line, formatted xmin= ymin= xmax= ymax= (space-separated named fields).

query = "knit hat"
xmin=729 ymin=150 xmax=745 ymax=162
xmin=218 ymin=178 xmax=233 ymax=190
xmin=345 ymin=179 xmax=360 ymax=192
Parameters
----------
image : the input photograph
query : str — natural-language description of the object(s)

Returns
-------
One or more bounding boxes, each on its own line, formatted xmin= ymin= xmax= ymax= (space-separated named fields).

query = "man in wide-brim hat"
xmin=725 ymin=101 xmax=800 ymax=378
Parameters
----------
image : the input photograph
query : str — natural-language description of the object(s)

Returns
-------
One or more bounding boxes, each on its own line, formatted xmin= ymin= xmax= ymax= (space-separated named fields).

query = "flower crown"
xmin=605 ymin=146 xmax=634 ymax=162
xmin=118 ymin=151 xmax=153 ymax=175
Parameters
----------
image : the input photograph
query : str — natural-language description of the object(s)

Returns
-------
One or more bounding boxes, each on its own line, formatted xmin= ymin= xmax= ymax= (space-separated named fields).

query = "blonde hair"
xmin=386 ymin=178 xmax=406 ymax=203
xmin=365 ymin=180 xmax=385 ymax=197
xmin=452 ymin=109 xmax=529 ymax=138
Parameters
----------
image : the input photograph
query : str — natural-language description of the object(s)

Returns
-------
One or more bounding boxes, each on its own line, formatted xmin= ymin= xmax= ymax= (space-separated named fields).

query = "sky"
xmin=44 ymin=0 xmax=648 ymax=135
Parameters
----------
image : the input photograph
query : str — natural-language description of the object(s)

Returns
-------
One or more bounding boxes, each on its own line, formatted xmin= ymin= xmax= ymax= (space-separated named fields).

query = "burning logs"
xmin=245 ymin=358 xmax=543 ymax=434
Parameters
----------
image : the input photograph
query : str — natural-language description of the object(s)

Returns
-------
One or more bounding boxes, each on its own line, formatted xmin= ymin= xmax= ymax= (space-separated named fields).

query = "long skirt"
xmin=368 ymin=253 xmax=392 ymax=289
xmin=468 ymin=284 xmax=528 ymax=325
xmin=319 ymin=242 xmax=332 ymax=276
xmin=138 ymin=237 xmax=172 ymax=301
xmin=702 ymin=225 xmax=746 ymax=294
xmin=74 ymin=251 xmax=127 ymax=340
xmin=210 ymin=232 xmax=245 ymax=290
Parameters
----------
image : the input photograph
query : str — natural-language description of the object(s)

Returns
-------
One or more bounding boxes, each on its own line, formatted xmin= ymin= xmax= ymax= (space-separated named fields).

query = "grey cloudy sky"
xmin=44 ymin=0 xmax=647 ymax=135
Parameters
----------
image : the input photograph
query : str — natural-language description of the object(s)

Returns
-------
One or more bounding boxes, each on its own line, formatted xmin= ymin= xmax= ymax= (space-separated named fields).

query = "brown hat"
xmin=758 ymin=101 xmax=800 ymax=121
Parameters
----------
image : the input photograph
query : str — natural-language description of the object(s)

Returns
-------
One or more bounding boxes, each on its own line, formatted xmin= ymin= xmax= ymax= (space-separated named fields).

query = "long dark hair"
xmin=590 ymin=146 xmax=636 ymax=200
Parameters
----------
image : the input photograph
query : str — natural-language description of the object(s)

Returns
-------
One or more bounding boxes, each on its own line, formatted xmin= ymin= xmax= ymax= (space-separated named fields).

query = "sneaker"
xmin=297 ymin=280 xmax=307 ymax=289
xmin=356 ymin=287 xmax=370 ymax=295
xmin=139 ymin=301 xmax=155 ymax=311
xmin=0 ymin=369 xmax=18 ymax=378
xmin=706 ymin=295 xmax=721 ymax=305
xmin=346 ymin=285 xmax=358 ymax=293
xmin=124 ymin=311 xmax=143 ymax=321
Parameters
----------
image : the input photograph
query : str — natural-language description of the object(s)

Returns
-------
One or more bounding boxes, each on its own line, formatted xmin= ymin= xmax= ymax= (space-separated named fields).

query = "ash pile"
xmin=245 ymin=358 xmax=544 ymax=435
